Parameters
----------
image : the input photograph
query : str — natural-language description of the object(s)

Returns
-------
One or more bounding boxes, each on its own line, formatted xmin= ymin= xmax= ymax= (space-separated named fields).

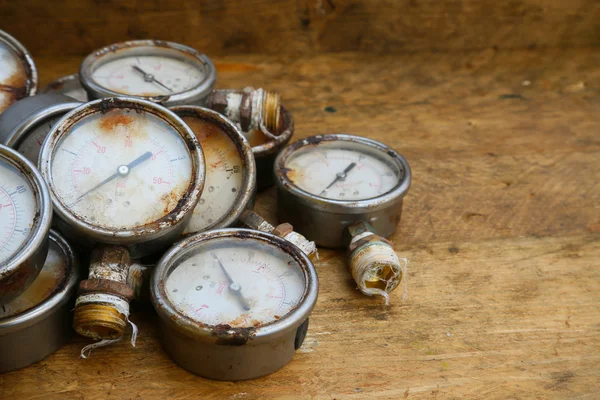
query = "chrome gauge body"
xmin=0 ymin=145 xmax=52 ymax=302
xmin=80 ymin=40 xmax=216 ymax=106
xmin=151 ymin=229 xmax=318 ymax=381
xmin=0 ymin=93 xmax=81 ymax=163
xmin=170 ymin=106 xmax=255 ymax=235
xmin=38 ymin=97 xmax=205 ymax=258
xmin=41 ymin=74 xmax=88 ymax=102
xmin=0 ymin=230 xmax=79 ymax=373
xmin=275 ymin=134 xmax=411 ymax=248
xmin=0 ymin=30 xmax=37 ymax=115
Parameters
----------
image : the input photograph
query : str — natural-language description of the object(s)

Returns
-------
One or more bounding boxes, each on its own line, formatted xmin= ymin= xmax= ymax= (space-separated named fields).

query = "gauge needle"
xmin=72 ymin=151 xmax=153 ymax=204
xmin=320 ymin=162 xmax=357 ymax=195
xmin=131 ymin=65 xmax=174 ymax=93
xmin=211 ymin=253 xmax=251 ymax=311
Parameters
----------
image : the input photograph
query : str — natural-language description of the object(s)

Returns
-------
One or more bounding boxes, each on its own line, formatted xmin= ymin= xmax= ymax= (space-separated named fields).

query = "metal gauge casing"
xmin=41 ymin=73 xmax=89 ymax=102
xmin=0 ymin=230 xmax=79 ymax=373
xmin=38 ymin=97 xmax=205 ymax=258
xmin=0 ymin=145 xmax=52 ymax=302
xmin=151 ymin=229 xmax=318 ymax=381
xmin=0 ymin=93 xmax=82 ymax=163
xmin=0 ymin=30 xmax=37 ymax=115
xmin=274 ymin=134 xmax=411 ymax=248
xmin=170 ymin=106 xmax=256 ymax=235
xmin=80 ymin=40 xmax=217 ymax=106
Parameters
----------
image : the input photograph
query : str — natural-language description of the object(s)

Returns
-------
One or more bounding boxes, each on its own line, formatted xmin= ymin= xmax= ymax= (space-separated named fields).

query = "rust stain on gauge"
xmin=0 ymin=69 xmax=28 ymax=113
xmin=212 ymin=323 xmax=257 ymax=346
xmin=99 ymin=113 xmax=134 ymax=131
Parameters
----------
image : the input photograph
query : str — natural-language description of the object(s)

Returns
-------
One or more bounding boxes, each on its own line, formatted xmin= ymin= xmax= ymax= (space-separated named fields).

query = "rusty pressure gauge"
xmin=275 ymin=134 xmax=411 ymax=302
xmin=80 ymin=40 xmax=216 ymax=106
xmin=0 ymin=30 xmax=37 ymax=115
xmin=0 ymin=145 xmax=52 ymax=303
xmin=38 ymin=97 xmax=205 ymax=342
xmin=42 ymin=73 xmax=89 ymax=102
xmin=0 ymin=230 xmax=79 ymax=373
xmin=151 ymin=228 xmax=318 ymax=381
xmin=0 ymin=93 xmax=81 ymax=163
xmin=170 ymin=106 xmax=256 ymax=235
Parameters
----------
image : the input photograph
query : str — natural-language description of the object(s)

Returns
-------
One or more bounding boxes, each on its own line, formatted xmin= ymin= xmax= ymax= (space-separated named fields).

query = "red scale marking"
xmin=0 ymin=188 xmax=16 ymax=249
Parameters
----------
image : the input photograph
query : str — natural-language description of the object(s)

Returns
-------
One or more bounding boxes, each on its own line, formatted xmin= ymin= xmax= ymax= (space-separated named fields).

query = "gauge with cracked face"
xmin=80 ymin=40 xmax=216 ymax=106
xmin=0 ymin=30 xmax=37 ymax=115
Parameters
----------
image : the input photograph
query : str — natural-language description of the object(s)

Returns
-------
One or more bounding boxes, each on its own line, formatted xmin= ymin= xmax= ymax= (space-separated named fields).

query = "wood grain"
xmin=0 ymin=47 xmax=599 ymax=398
xmin=1 ymin=0 xmax=599 ymax=57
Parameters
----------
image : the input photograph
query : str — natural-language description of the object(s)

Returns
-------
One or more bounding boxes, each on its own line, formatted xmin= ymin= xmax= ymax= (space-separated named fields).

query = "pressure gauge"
xmin=38 ymin=97 xmax=205 ymax=258
xmin=170 ymin=106 xmax=255 ymax=235
xmin=0 ymin=93 xmax=81 ymax=163
xmin=151 ymin=228 xmax=318 ymax=381
xmin=80 ymin=40 xmax=216 ymax=106
xmin=41 ymin=74 xmax=88 ymax=102
xmin=0 ymin=230 xmax=79 ymax=373
xmin=275 ymin=134 xmax=411 ymax=248
xmin=0 ymin=145 xmax=52 ymax=302
xmin=0 ymin=30 xmax=37 ymax=115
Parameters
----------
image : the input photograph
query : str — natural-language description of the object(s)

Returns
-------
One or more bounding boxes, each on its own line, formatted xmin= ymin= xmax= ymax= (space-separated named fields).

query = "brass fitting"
xmin=73 ymin=246 xmax=134 ymax=340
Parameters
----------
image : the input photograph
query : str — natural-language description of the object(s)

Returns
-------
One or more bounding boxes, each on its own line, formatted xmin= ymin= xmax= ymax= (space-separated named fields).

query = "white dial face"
xmin=17 ymin=114 xmax=64 ymax=163
xmin=182 ymin=117 xmax=244 ymax=234
xmin=0 ymin=42 xmax=28 ymax=114
xmin=284 ymin=141 xmax=400 ymax=201
xmin=166 ymin=237 xmax=306 ymax=328
xmin=0 ymin=237 xmax=67 ymax=318
xmin=92 ymin=55 xmax=205 ymax=96
xmin=49 ymin=109 xmax=193 ymax=230
xmin=0 ymin=158 xmax=36 ymax=264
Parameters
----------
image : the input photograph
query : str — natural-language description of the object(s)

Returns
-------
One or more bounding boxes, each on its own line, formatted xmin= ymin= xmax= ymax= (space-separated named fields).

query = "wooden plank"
xmin=1 ymin=48 xmax=600 ymax=398
xmin=0 ymin=0 xmax=599 ymax=57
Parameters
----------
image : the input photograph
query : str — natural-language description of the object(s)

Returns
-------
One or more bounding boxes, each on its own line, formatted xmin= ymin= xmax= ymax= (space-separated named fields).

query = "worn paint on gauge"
xmin=16 ymin=114 xmax=64 ymax=163
xmin=181 ymin=117 xmax=244 ymax=234
xmin=0 ymin=158 xmax=36 ymax=264
xmin=92 ymin=56 xmax=205 ymax=97
xmin=165 ymin=237 xmax=305 ymax=328
xmin=0 ymin=238 xmax=67 ymax=317
xmin=283 ymin=141 xmax=401 ymax=201
xmin=0 ymin=43 xmax=28 ymax=114
xmin=50 ymin=108 xmax=193 ymax=230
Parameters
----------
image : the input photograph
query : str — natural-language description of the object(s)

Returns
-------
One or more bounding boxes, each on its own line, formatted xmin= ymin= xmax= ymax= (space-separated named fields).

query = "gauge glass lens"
xmin=284 ymin=141 xmax=401 ymax=201
xmin=50 ymin=109 xmax=193 ymax=230
xmin=0 ymin=159 xmax=36 ymax=264
xmin=92 ymin=55 xmax=205 ymax=97
xmin=165 ymin=237 xmax=305 ymax=328
xmin=17 ymin=114 xmax=64 ymax=163
xmin=0 ymin=238 xmax=67 ymax=318
xmin=0 ymin=42 xmax=28 ymax=114
xmin=182 ymin=117 xmax=244 ymax=233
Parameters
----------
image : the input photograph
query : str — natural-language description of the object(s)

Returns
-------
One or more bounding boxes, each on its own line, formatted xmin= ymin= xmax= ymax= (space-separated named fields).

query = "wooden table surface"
xmin=1 ymin=48 xmax=599 ymax=399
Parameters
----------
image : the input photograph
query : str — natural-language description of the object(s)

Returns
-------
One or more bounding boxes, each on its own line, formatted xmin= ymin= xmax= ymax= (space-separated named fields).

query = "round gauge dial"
xmin=80 ymin=41 xmax=216 ymax=106
xmin=165 ymin=235 xmax=306 ymax=328
xmin=174 ymin=109 xmax=255 ymax=235
xmin=283 ymin=140 xmax=401 ymax=201
xmin=0 ymin=30 xmax=37 ymax=114
xmin=0 ymin=157 xmax=36 ymax=264
xmin=48 ymin=108 xmax=193 ymax=230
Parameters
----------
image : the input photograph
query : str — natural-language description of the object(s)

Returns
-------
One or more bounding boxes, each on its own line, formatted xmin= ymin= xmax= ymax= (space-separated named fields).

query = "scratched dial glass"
xmin=165 ymin=237 xmax=305 ymax=328
xmin=15 ymin=114 xmax=64 ymax=163
xmin=0 ymin=41 xmax=28 ymax=114
xmin=0 ymin=158 xmax=36 ymax=264
xmin=92 ymin=55 xmax=205 ymax=97
xmin=284 ymin=141 xmax=401 ymax=201
xmin=182 ymin=117 xmax=244 ymax=234
xmin=49 ymin=109 xmax=193 ymax=230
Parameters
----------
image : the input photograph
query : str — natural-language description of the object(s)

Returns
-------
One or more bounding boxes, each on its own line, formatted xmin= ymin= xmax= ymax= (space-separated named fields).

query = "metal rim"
xmin=151 ymin=228 xmax=318 ymax=343
xmin=38 ymin=96 xmax=205 ymax=244
xmin=0 ymin=230 xmax=79 ymax=333
xmin=0 ymin=145 xmax=52 ymax=278
xmin=79 ymin=40 xmax=216 ymax=106
xmin=0 ymin=99 xmax=81 ymax=150
xmin=274 ymin=133 xmax=412 ymax=213
xmin=41 ymin=74 xmax=86 ymax=100
xmin=251 ymin=104 xmax=294 ymax=158
xmin=170 ymin=105 xmax=256 ymax=233
xmin=0 ymin=29 xmax=38 ymax=97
